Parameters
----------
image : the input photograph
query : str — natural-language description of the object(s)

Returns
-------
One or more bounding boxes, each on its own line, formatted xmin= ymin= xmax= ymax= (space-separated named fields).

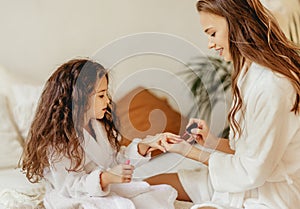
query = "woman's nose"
xmin=105 ymin=95 xmax=110 ymax=104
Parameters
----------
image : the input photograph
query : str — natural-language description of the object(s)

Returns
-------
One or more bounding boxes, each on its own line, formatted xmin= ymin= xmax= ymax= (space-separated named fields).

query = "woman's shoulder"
xmin=249 ymin=62 xmax=294 ymax=94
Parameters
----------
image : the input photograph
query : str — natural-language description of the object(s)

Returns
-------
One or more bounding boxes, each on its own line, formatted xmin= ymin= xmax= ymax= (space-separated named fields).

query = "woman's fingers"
xmin=191 ymin=127 xmax=205 ymax=135
xmin=186 ymin=118 xmax=200 ymax=128
xmin=186 ymin=118 xmax=207 ymax=130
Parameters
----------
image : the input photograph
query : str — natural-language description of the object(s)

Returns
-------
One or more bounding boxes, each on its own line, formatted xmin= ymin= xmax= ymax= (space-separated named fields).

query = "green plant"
xmin=288 ymin=10 xmax=300 ymax=45
xmin=181 ymin=56 xmax=232 ymax=138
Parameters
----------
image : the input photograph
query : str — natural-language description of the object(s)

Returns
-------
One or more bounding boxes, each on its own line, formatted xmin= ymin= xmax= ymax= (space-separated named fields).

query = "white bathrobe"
xmin=179 ymin=63 xmax=300 ymax=209
xmin=43 ymin=119 xmax=177 ymax=209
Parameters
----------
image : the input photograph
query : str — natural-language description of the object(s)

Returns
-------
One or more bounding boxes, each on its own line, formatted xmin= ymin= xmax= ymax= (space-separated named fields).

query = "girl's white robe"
xmin=179 ymin=63 xmax=300 ymax=209
xmin=43 ymin=119 xmax=177 ymax=209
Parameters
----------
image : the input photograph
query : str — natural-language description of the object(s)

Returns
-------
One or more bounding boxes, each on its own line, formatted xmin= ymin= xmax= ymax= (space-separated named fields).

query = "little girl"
xmin=21 ymin=58 xmax=178 ymax=209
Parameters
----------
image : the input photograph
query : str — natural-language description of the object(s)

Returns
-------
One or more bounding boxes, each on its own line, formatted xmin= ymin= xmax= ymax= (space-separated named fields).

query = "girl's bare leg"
xmin=145 ymin=173 xmax=191 ymax=202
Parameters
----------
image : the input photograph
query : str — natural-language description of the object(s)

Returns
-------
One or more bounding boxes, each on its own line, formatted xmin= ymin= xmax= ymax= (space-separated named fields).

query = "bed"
xmin=0 ymin=65 xmax=197 ymax=209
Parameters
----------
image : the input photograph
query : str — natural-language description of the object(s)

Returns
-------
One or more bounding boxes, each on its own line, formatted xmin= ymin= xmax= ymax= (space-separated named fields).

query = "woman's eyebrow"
xmin=97 ymin=89 xmax=107 ymax=93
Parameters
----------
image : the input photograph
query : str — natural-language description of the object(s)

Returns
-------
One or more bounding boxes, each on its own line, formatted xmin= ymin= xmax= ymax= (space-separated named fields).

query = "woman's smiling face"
xmin=199 ymin=11 xmax=232 ymax=62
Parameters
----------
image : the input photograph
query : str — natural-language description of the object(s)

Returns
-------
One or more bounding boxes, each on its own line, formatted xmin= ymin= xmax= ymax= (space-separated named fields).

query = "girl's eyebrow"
xmin=204 ymin=27 xmax=213 ymax=33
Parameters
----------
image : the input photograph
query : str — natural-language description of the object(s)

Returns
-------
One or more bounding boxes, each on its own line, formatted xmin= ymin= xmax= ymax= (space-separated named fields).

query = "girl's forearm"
xmin=99 ymin=171 xmax=110 ymax=189
xmin=137 ymin=143 xmax=150 ymax=156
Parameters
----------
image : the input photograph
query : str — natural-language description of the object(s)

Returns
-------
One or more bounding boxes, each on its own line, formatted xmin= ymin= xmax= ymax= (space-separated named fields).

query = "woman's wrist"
xmin=205 ymin=134 xmax=219 ymax=149
xmin=187 ymin=146 xmax=210 ymax=165
xmin=178 ymin=142 xmax=193 ymax=156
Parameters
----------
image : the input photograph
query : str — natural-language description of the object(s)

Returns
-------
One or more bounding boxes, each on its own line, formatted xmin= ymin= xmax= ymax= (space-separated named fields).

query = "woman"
xmin=146 ymin=0 xmax=300 ymax=208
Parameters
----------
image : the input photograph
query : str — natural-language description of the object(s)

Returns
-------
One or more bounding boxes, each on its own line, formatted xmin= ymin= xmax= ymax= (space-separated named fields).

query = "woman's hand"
xmin=100 ymin=163 xmax=134 ymax=189
xmin=186 ymin=118 xmax=219 ymax=150
xmin=139 ymin=132 xmax=182 ymax=154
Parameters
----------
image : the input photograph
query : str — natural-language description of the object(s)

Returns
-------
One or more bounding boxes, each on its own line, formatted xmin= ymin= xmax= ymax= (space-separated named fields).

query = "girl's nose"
xmin=208 ymin=38 xmax=216 ymax=49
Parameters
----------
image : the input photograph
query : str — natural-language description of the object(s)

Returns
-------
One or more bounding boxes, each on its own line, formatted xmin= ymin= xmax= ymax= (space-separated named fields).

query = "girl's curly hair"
xmin=21 ymin=58 xmax=120 ymax=183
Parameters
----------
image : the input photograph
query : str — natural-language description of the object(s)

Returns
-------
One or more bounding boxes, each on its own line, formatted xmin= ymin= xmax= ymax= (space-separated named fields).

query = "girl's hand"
xmin=187 ymin=118 xmax=218 ymax=150
xmin=100 ymin=163 xmax=134 ymax=189
xmin=140 ymin=132 xmax=182 ymax=154
xmin=160 ymin=137 xmax=192 ymax=156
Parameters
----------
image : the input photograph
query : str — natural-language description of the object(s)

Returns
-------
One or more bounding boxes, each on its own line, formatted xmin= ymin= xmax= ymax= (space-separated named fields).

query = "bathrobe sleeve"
xmin=208 ymin=73 xmax=296 ymax=193
xmin=46 ymin=157 xmax=111 ymax=198
xmin=117 ymin=138 xmax=151 ymax=167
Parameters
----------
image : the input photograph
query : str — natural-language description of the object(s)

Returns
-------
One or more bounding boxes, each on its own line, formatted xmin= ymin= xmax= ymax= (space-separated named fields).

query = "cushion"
xmin=0 ymin=66 xmax=45 ymax=208
xmin=0 ymin=65 xmax=43 ymax=169
xmin=116 ymin=87 xmax=188 ymax=147
xmin=9 ymin=84 xmax=43 ymax=139
xmin=0 ymin=95 xmax=22 ymax=169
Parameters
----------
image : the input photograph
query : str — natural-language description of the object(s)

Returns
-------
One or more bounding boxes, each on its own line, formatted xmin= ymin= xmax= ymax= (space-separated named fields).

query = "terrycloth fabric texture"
xmin=43 ymin=119 xmax=177 ymax=209
xmin=178 ymin=63 xmax=300 ymax=208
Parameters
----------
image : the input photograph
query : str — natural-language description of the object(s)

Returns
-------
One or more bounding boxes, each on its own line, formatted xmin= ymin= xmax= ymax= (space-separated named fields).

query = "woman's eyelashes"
xmin=98 ymin=91 xmax=108 ymax=99
xmin=210 ymin=32 xmax=216 ymax=37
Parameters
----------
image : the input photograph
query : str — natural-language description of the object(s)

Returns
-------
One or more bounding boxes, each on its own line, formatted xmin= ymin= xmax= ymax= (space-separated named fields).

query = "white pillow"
xmin=0 ymin=66 xmax=45 ymax=208
xmin=0 ymin=94 xmax=23 ymax=169
xmin=0 ymin=65 xmax=43 ymax=170
xmin=0 ymin=65 xmax=27 ymax=95
xmin=9 ymin=84 xmax=43 ymax=139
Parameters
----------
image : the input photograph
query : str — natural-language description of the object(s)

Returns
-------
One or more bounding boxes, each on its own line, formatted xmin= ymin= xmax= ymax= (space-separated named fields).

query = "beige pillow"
xmin=116 ymin=87 xmax=188 ymax=149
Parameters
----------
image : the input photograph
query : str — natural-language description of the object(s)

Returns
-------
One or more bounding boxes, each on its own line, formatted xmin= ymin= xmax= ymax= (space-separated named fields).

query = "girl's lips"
xmin=216 ymin=48 xmax=223 ymax=56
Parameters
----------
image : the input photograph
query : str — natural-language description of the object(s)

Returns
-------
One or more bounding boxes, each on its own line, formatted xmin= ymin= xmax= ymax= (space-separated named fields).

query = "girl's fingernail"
xmin=125 ymin=160 xmax=130 ymax=165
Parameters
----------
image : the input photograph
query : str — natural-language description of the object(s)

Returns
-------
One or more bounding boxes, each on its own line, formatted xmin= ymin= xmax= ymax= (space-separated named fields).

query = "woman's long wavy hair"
xmin=21 ymin=58 xmax=120 ymax=183
xmin=197 ymin=0 xmax=300 ymax=138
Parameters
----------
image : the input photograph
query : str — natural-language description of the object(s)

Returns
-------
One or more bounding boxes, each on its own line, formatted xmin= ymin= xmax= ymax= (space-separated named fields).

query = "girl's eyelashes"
xmin=211 ymin=32 xmax=216 ymax=37
xmin=99 ymin=95 xmax=104 ymax=98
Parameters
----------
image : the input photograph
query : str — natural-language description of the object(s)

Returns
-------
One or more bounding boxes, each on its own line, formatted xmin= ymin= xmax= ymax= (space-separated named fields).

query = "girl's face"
xmin=86 ymin=76 xmax=110 ymax=121
xmin=199 ymin=11 xmax=232 ymax=61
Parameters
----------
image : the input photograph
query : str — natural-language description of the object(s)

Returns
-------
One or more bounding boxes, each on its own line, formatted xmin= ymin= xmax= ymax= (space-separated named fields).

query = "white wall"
xmin=0 ymin=0 xmax=209 ymax=84
xmin=2 ymin=1 xmax=295 ymax=136
xmin=0 ymin=0 xmax=227 ymax=135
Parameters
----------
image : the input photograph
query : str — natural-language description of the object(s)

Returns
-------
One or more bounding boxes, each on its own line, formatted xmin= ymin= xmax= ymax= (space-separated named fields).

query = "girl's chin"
xmin=223 ymin=56 xmax=232 ymax=62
